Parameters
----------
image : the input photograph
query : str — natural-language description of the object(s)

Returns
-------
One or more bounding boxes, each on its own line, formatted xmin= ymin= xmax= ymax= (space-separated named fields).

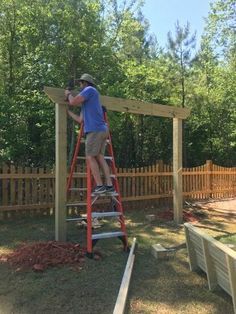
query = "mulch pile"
xmin=157 ymin=209 xmax=199 ymax=223
xmin=0 ymin=241 xmax=101 ymax=272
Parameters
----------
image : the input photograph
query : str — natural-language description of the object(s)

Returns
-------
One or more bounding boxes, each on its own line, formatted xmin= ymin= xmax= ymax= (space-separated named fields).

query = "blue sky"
xmin=142 ymin=0 xmax=212 ymax=49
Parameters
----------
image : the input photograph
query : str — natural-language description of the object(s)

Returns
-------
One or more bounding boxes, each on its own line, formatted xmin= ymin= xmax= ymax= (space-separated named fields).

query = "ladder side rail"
xmin=104 ymin=111 xmax=128 ymax=249
xmin=67 ymin=122 xmax=84 ymax=191
xmin=104 ymin=111 xmax=123 ymax=209
xmin=86 ymin=160 xmax=93 ymax=254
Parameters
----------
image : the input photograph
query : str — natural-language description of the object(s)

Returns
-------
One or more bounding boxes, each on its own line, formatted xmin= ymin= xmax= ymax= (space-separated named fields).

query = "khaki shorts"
xmin=85 ymin=130 xmax=109 ymax=156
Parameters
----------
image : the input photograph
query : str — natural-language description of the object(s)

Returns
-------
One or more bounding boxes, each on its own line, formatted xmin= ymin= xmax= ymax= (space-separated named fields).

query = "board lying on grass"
xmin=184 ymin=223 xmax=236 ymax=314
xmin=113 ymin=237 xmax=136 ymax=314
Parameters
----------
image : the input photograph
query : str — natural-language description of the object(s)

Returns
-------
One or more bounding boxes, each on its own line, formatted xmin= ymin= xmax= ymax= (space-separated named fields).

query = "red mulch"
xmin=0 ymin=241 xmax=101 ymax=272
xmin=157 ymin=209 xmax=199 ymax=223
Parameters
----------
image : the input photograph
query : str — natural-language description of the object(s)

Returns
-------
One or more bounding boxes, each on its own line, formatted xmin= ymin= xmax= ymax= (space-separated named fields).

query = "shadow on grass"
xmin=0 ymin=209 xmax=235 ymax=314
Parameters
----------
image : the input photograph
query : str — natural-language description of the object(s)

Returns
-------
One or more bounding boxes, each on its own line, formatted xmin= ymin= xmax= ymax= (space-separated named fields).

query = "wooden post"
xmin=173 ymin=118 xmax=183 ymax=224
xmin=55 ymin=103 xmax=67 ymax=241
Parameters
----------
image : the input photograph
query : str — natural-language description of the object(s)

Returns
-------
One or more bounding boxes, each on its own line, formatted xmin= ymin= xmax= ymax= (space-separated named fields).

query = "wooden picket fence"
xmin=0 ymin=160 xmax=236 ymax=218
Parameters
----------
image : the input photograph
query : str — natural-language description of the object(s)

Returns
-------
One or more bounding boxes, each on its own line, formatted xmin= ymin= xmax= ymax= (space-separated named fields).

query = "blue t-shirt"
xmin=79 ymin=86 xmax=107 ymax=133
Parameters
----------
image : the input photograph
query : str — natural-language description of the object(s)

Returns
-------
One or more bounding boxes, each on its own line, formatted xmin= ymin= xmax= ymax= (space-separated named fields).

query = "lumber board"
xmin=113 ymin=237 xmax=136 ymax=314
xmin=202 ymin=238 xmax=217 ymax=290
xmin=227 ymin=255 xmax=236 ymax=312
xmin=44 ymin=86 xmax=190 ymax=119
xmin=185 ymin=223 xmax=236 ymax=259
xmin=184 ymin=222 xmax=236 ymax=312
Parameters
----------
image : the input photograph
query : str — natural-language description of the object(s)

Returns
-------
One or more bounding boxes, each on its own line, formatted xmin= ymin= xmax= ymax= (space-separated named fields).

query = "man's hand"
xmin=64 ymin=90 xmax=84 ymax=106
xmin=64 ymin=89 xmax=71 ymax=102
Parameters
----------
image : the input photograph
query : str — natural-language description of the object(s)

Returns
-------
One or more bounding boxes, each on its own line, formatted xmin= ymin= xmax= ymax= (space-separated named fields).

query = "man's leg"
xmin=96 ymin=154 xmax=112 ymax=186
xmin=86 ymin=155 xmax=103 ymax=186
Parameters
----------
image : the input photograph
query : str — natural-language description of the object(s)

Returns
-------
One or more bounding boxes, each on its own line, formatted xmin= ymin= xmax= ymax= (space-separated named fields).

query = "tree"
xmin=167 ymin=21 xmax=196 ymax=108
xmin=206 ymin=0 xmax=236 ymax=58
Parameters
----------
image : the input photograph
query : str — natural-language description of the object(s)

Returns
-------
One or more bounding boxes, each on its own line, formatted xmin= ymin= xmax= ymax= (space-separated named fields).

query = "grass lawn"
xmin=0 ymin=207 xmax=235 ymax=314
xmin=218 ymin=234 xmax=236 ymax=248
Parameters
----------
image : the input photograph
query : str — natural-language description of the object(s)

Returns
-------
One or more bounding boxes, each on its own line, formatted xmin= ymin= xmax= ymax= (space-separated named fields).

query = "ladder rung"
xmin=69 ymin=187 xmax=87 ymax=191
xmin=66 ymin=217 xmax=85 ymax=222
xmin=77 ymin=156 xmax=112 ymax=160
xmin=71 ymin=173 xmax=115 ymax=179
xmin=92 ymin=231 xmax=125 ymax=240
xmin=73 ymin=172 xmax=87 ymax=177
xmin=66 ymin=202 xmax=87 ymax=207
xmin=105 ymin=156 xmax=113 ymax=160
xmin=67 ymin=212 xmax=121 ymax=221
xmin=91 ymin=192 xmax=119 ymax=197
xmin=92 ymin=211 xmax=122 ymax=218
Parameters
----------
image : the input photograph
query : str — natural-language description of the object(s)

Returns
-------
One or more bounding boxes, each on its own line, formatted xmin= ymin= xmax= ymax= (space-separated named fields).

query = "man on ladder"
xmin=65 ymin=73 xmax=115 ymax=195
xmin=65 ymin=73 xmax=128 ymax=256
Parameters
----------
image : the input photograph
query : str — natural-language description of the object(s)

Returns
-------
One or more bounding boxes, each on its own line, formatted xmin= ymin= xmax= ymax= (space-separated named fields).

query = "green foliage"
xmin=0 ymin=0 xmax=235 ymax=167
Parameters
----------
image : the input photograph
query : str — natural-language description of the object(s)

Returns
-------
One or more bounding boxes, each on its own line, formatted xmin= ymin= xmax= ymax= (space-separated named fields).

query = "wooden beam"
xmin=55 ymin=103 xmax=67 ymax=241
xmin=44 ymin=86 xmax=190 ymax=119
xmin=113 ymin=238 xmax=136 ymax=314
xmin=173 ymin=118 xmax=183 ymax=224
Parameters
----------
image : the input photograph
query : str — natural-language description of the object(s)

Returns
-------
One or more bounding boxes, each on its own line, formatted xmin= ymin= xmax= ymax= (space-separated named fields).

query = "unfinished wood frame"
xmin=44 ymin=86 xmax=190 ymax=240
xmin=184 ymin=223 xmax=236 ymax=313
xmin=113 ymin=237 xmax=136 ymax=314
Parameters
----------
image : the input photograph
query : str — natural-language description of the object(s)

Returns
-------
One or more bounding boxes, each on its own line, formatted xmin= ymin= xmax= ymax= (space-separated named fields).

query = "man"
xmin=65 ymin=73 xmax=115 ymax=195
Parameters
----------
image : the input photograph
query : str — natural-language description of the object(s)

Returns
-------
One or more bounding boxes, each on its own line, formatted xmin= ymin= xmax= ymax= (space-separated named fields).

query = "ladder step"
xmin=105 ymin=156 xmax=113 ymax=160
xmin=69 ymin=187 xmax=87 ymax=191
xmin=71 ymin=172 xmax=115 ymax=178
xmin=92 ymin=231 xmax=125 ymax=240
xmin=92 ymin=211 xmax=122 ymax=218
xmin=73 ymin=172 xmax=87 ymax=177
xmin=66 ymin=202 xmax=87 ymax=207
xmin=66 ymin=212 xmax=121 ymax=222
xmin=66 ymin=217 xmax=85 ymax=222
xmin=91 ymin=191 xmax=119 ymax=197
xmin=77 ymin=156 xmax=113 ymax=160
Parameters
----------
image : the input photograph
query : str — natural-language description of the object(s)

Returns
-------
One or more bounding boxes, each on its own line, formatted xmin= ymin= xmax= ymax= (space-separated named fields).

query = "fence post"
xmin=2 ymin=164 xmax=9 ymax=206
xmin=206 ymin=160 xmax=213 ymax=198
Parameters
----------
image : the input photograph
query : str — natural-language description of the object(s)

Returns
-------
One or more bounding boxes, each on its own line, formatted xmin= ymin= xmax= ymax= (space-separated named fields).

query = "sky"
xmin=142 ymin=0 xmax=212 ymax=49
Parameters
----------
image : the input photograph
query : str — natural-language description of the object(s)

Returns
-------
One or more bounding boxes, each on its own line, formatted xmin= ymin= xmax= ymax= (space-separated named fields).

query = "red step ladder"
xmin=66 ymin=108 xmax=128 ymax=257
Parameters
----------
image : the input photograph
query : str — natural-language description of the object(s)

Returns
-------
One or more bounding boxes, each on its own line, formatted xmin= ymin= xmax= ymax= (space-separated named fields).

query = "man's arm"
xmin=65 ymin=89 xmax=85 ymax=106
xmin=67 ymin=110 xmax=83 ymax=124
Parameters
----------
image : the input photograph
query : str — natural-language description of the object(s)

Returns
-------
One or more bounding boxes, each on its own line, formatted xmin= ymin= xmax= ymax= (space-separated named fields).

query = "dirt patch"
xmin=184 ymin=198 xmax=236 ymax=235
xmin=189 ymin=197 xmax=236 ymax=213
xmin=0 ymin=241 xmax=101 ymax=272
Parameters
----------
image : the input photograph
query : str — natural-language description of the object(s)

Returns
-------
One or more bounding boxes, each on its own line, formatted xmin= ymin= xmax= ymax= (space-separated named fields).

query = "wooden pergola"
xmin=44 ymin=86 xmax=190 ymax=241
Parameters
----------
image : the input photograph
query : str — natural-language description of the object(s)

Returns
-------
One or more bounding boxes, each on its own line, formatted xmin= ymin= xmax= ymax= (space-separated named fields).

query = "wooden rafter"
xmin=44 ymin=86 xmax=190 ymax=119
